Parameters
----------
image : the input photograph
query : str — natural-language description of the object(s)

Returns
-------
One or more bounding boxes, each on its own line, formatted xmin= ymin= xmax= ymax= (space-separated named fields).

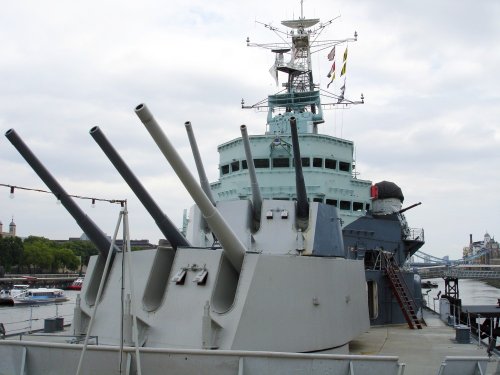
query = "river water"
xmin=423 ymin=278 xmax=500 ymax=312
xmin=0 ymin=290 xmax=79 ymax=336
xmin=1 ymin=279 xmax=499 ymax=336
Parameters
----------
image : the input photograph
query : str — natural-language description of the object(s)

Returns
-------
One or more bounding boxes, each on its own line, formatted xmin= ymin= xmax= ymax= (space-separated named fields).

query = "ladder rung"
xmin=383 ymin=254 xmax=422 ymax=330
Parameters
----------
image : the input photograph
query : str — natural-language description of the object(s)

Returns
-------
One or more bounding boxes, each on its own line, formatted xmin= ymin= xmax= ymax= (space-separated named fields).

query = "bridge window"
xmin=339 ymin=200 xmax=351 ymax=210
xmin=242 ymin=160 xmax=248 ymax=169
xmin=313 ymin=197 xmax=323 ymax=203
xmin=272 ymin=158 xmax=290 ymax=168
xmin=292 ymin=157 xmax=310 ymax=167
xmin=339 ymin=161 xmax=350 ymax=172
xmin=353 ymin=202 xmax=364 ymax=211
xmin=231 ymin=161 xmax=240 ymax=172
xmin=221 ymin=164 xmax=229 ymax=175
xmin=325 ymin=158 xmax=337 ymax=170
xmin=254 ymin=158 xmax=270 ymax=168
xmin=313 ymin=157 xmax=323 ymax=168
xmin=326 ymin=199 xmax=338 ymax=207
xmin=292 ymin=197 xmax=312 ymax=202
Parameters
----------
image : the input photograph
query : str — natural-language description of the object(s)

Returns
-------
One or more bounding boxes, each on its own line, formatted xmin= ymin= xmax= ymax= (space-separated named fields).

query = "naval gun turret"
xmin=79 ymin=104 xmax=365 ymax=350
xmin=5 ymin=104 xmax=369 ymax=354
xmin=371 ymin=180 xmax=405 ymax=216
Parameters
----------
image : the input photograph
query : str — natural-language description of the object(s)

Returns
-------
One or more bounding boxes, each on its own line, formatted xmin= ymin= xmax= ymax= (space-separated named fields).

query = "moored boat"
xmin=0 ymin=284 xmax=29 ymax=306
xmin=421 ymin=280 xmax=438 ymax=288
xmin=67 ymin=277 xmax=84 ymax=291
xmin=0 ymin=291 xmax=12 ymax=306
xmin=11 ymin=287 xmax=69 ymax=305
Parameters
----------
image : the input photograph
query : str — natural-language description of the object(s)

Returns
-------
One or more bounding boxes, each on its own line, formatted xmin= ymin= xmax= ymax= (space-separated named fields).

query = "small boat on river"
xmin=11 ymin=287 xmax=69 ymax=305
xmin=421 ymin=280 xmax=438 ymax=288
xmin=67 ymin=277 xmax=84 ymax=291
xmin=0 ymin=284 xmax=30 ymax=306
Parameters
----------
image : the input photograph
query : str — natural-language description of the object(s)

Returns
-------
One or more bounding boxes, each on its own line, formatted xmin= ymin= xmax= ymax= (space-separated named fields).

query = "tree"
xmin=52 ymin=247 xmax=80 ymax=272
xmin=65 ymin=240 xmax=98 ymax=272
xmin=23 ymin=238 xmax=54 ymax=273
xmin=2 ymin=236 xmax=99 ymax=274
xmin=0 ymin=236 xmax=24 ymax=272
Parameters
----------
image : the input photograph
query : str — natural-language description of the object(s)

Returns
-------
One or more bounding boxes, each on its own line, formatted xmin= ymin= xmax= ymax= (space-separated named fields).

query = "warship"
xmin=0 ymin=3 xmax=495 ymax=375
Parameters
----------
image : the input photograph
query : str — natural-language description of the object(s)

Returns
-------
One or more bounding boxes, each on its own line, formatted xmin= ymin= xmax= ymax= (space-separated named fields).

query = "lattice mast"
xmin=244 ymin=1 xmax=362 ymax=135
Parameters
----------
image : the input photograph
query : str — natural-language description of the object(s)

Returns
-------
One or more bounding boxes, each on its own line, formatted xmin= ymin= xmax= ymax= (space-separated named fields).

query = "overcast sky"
xmin=1 ymin=0 xmax=499 ymax=260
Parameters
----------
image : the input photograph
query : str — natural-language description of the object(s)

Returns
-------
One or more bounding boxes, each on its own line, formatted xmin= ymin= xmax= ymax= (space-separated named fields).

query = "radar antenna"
xmin=244 ymin=3 xmax=363 ymax=119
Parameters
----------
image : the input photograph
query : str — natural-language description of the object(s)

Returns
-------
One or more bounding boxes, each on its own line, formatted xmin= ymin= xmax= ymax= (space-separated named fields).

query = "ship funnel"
xmin=90 ymin=126 xmax=190 ymax=249
xmin=5 ymin=129 xmax=117 ymax=256
xmin=240 ymin=125 xmax=262 ymax=226
xmin=289 ymin=117 xmax=309 ymax=224
xmin=184 ymin=121 xmax=216 ymax=206
xmin=134 ymin=103 xmax=247 ymax=272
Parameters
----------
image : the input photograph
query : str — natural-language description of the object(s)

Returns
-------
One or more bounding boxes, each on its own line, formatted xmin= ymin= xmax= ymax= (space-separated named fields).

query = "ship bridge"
xmin=267 ymin=91 xmax=324 ymax=134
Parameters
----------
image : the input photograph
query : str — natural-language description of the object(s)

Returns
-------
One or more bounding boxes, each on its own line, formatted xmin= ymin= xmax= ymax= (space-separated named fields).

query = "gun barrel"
xmin=289 ymin=117 xmax=309 ymax=220
xmin=240 ymin=125 xmax=262 ymax=222
xmin=90 ymin=126 xmax=190 ymax=249
xmin=5 ymin=129 xmax=115 ymax=256
xmin=184 ymin=122 xmax=216 ymax=206
xmin=399 ymin=202 xmax=422 ymax=214
xmin=134 ymin=103 xmax=246 ymax=272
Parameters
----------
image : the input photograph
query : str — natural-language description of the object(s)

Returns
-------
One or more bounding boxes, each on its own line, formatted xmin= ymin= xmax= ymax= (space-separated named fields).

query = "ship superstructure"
xmin=211 ymin=7 xmax=370 ymax=228
xmin=208 ymin=6 xmax=426 ymax=327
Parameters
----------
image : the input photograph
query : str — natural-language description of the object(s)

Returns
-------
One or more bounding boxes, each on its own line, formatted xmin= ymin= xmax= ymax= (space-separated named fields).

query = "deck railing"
xmin=405 ymin=228 xmax=424 ymax=242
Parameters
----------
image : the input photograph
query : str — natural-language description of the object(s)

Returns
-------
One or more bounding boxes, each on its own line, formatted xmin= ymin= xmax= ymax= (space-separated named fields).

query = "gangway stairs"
xmin=382 ymin=252 xmax=423 ymax=329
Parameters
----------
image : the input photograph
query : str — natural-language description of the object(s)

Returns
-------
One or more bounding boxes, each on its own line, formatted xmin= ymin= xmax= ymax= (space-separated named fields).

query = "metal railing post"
xmin=29 ymin=305 xmax=33 ymax=333
xmin=491 ymin=317 xmax=493 ymax=347
xmin=478 ymin=314 xmax=482 ymax=348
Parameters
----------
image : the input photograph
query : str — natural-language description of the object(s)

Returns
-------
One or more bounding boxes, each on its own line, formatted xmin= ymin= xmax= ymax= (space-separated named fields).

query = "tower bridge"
xmin=417 ymin=264 xmax=500 ymax=280
xmin=410 ymin=249 xmax=500 ymax=279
